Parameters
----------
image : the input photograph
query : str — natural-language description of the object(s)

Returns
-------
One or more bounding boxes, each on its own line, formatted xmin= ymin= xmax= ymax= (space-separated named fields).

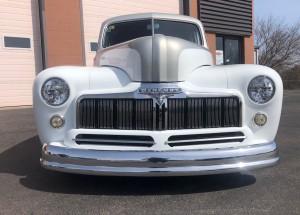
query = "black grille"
xmin=77 ymin=97 xmax=241 ymax=130
xmin=78 ymin=99 xmax=153 ymax=130
xmin=167 ymin=97 xmax=241 ymax=130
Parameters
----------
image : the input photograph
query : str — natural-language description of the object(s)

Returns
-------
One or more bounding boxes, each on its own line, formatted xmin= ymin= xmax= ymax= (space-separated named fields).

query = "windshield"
xmin=103 ymin=19 xmax=201 ymax=48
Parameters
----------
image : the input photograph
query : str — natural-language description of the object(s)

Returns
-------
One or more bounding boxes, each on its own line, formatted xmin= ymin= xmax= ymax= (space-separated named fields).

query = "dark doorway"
xmin=216 ymin=35 xmax=243 ymax=65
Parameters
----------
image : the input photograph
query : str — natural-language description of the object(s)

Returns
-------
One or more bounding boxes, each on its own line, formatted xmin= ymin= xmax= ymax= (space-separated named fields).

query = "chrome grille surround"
xmin=76 ymin=84 xmax=242 ymax=131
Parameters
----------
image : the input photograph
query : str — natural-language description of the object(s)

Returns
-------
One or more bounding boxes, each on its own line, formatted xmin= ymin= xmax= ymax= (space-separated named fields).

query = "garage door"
xmin=82 ymin=0 xmax=181 ymax=66
xmin=0 ymin=0 xmax=42 ymax=107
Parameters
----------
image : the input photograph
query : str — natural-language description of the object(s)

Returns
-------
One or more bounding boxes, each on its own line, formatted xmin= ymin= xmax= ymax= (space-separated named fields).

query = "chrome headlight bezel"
xmin=41 ymin=77 xmax=70 ymax=106
xmin=247 ymin=75 xmax=276 ymax=104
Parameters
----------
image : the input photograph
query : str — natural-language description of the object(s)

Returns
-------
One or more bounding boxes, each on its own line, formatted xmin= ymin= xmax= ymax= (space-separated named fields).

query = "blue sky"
xmin=255 ymin=0 xmax=300 ymax=24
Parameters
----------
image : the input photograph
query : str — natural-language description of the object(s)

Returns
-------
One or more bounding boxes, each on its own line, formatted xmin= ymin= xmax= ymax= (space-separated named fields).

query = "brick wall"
xmin=244 ymin=35 xmax=254 ymax=64
xmin=44 ymin=0 xmax=83 ymax=67
xmin=206 ymin=32 xmax=216 ymax=63
xmin=244 ymin=0 xmax=254 ymax=64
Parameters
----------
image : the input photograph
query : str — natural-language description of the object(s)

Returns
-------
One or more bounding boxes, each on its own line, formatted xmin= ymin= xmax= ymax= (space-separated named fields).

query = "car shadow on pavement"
xmin=0 ymin=136 xmax=256 ymax=195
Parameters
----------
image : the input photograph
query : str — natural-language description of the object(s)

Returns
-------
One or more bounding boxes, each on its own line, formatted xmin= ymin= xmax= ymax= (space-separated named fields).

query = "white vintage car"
xmin=33 ymin=13 xmax=283 ymax=176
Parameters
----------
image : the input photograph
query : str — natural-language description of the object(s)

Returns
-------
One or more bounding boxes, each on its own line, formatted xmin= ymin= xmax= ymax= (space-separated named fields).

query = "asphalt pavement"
xmin=0 ymin=91 xmax=299 ymax=215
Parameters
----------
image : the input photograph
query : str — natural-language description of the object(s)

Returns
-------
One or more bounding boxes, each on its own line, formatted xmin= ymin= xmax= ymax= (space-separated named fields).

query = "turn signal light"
xmin=254 ymin=113 xmax=267 ymax=126
xmin=50 ymin=115 xmax=64 ymax=129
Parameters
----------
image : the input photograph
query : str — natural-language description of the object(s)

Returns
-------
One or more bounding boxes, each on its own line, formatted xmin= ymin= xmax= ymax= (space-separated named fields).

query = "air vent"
xmin=74 ymin=134 xmax=155 ymax=147
xmin=167 ymin=132 xmax=246 ymax=147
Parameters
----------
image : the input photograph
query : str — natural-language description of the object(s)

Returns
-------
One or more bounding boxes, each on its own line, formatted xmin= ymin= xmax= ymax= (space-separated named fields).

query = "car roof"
xmin=102 ymin=13 xmax=202 ymax=26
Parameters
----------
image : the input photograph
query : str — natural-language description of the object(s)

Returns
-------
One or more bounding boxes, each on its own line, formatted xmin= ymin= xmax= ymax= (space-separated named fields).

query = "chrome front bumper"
xmin=40 ymin=141 xmax=279 ymax=176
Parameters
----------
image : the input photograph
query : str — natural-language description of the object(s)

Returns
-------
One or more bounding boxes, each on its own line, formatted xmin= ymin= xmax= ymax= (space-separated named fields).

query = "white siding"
xmin=82 ymin=0 xmax=180 ymax=66
xmin=0 ymin=0 xmax=42 ymax=107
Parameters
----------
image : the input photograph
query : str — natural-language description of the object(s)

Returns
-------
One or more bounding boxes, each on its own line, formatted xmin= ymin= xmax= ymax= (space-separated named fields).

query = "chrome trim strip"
xmin=165 ymin=136 xmax=246 ymax=145
xmin=184 ymin=91 xmax=241 ymax=98
xmin=164 ymin=99 xmax=168 ymax=130
xmin=41 ymin=141 xmax=279 ymax=176
xmin=76 ymin=101 xmax=80 ymax=130
xmin=239 ymin=100 xmax=243 ymax=127
xmin=73 ymin=138 xmax=154 ymax=145
xmin=76 ymin=91 xmax=241 ymax=100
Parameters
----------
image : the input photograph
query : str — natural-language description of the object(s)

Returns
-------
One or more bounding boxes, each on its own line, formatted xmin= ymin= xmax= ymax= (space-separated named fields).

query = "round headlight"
xmin=41 ymin=78 xmax=70 ymax=106
xmin=248 ymin=76 xmax=275 ymax=104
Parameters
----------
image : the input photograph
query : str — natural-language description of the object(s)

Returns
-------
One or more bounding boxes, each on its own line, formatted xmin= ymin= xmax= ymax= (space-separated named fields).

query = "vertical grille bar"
xmin=135 ymin=99 xmax=153 ymax=130
xmin=167 ymin=99 xmax=185 ymax=130
xmin=149 ymin=100 xmax=153 ymax=129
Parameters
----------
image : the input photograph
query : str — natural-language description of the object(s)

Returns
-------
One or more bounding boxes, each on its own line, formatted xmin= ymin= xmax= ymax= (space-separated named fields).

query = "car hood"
xmin=94 ymin=35 xmax=214 ymax=82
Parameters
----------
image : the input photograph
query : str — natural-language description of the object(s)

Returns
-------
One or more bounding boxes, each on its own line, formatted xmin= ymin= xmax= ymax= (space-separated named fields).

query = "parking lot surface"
xmin=0 ymin=91 xmax=299 ymax=214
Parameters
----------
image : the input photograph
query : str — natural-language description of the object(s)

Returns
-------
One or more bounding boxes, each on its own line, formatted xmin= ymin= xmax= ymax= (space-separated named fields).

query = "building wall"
xmin=198 ymin=0 xmax=252 ymax=36
xmin=189 ymin=0 xmax=254 ymax=65
xmin=0 ymin=0 xmax=254 ymax=107
xmin=244 ymin=0 xmax=254 ymax=64
xmin=244 ymin=35 xmax=254 ymax=64
xmin=43 ymin=0 xmax=84 ymax=67
xmin=189 ymin=0 xmax=198 ymax=19
xmin=0 ymin=0 xmax=42 ymax=107
xmin=41 ymin=0 xmax=254 ymax=67
xmin=81 ymin=0 xmax=181 ymax=66
xmin=0 ymin=0 xmax=181 ymax=107
xmin=206 ymin=32 xmax=216 ymax=63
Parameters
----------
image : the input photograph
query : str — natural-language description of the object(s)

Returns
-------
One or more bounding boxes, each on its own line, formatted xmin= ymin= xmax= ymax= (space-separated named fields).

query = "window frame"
xmin=2 ymin=35 xmax=33 ymax=50
xmin=102 ymin=19 xmax=152 ymax=48
xmin=89 ymin=41 xmax=98 ymax=52
xmin=153 ymin=19 xmax=202 ymax=45
xmin=216 ymin=34 xmax=244 ymax=65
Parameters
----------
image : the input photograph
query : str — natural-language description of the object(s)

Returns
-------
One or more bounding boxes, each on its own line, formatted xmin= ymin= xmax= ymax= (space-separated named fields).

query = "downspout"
xmin=38 ymin=0 xmax=47 ymax=69
xmin=79 ymin=0 xmax=86 ymax=66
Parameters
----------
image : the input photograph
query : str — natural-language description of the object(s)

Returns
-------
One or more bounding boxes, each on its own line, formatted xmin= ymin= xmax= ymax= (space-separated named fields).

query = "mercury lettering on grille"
xmin=77 ymin=97 xmax=241 ymax=130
